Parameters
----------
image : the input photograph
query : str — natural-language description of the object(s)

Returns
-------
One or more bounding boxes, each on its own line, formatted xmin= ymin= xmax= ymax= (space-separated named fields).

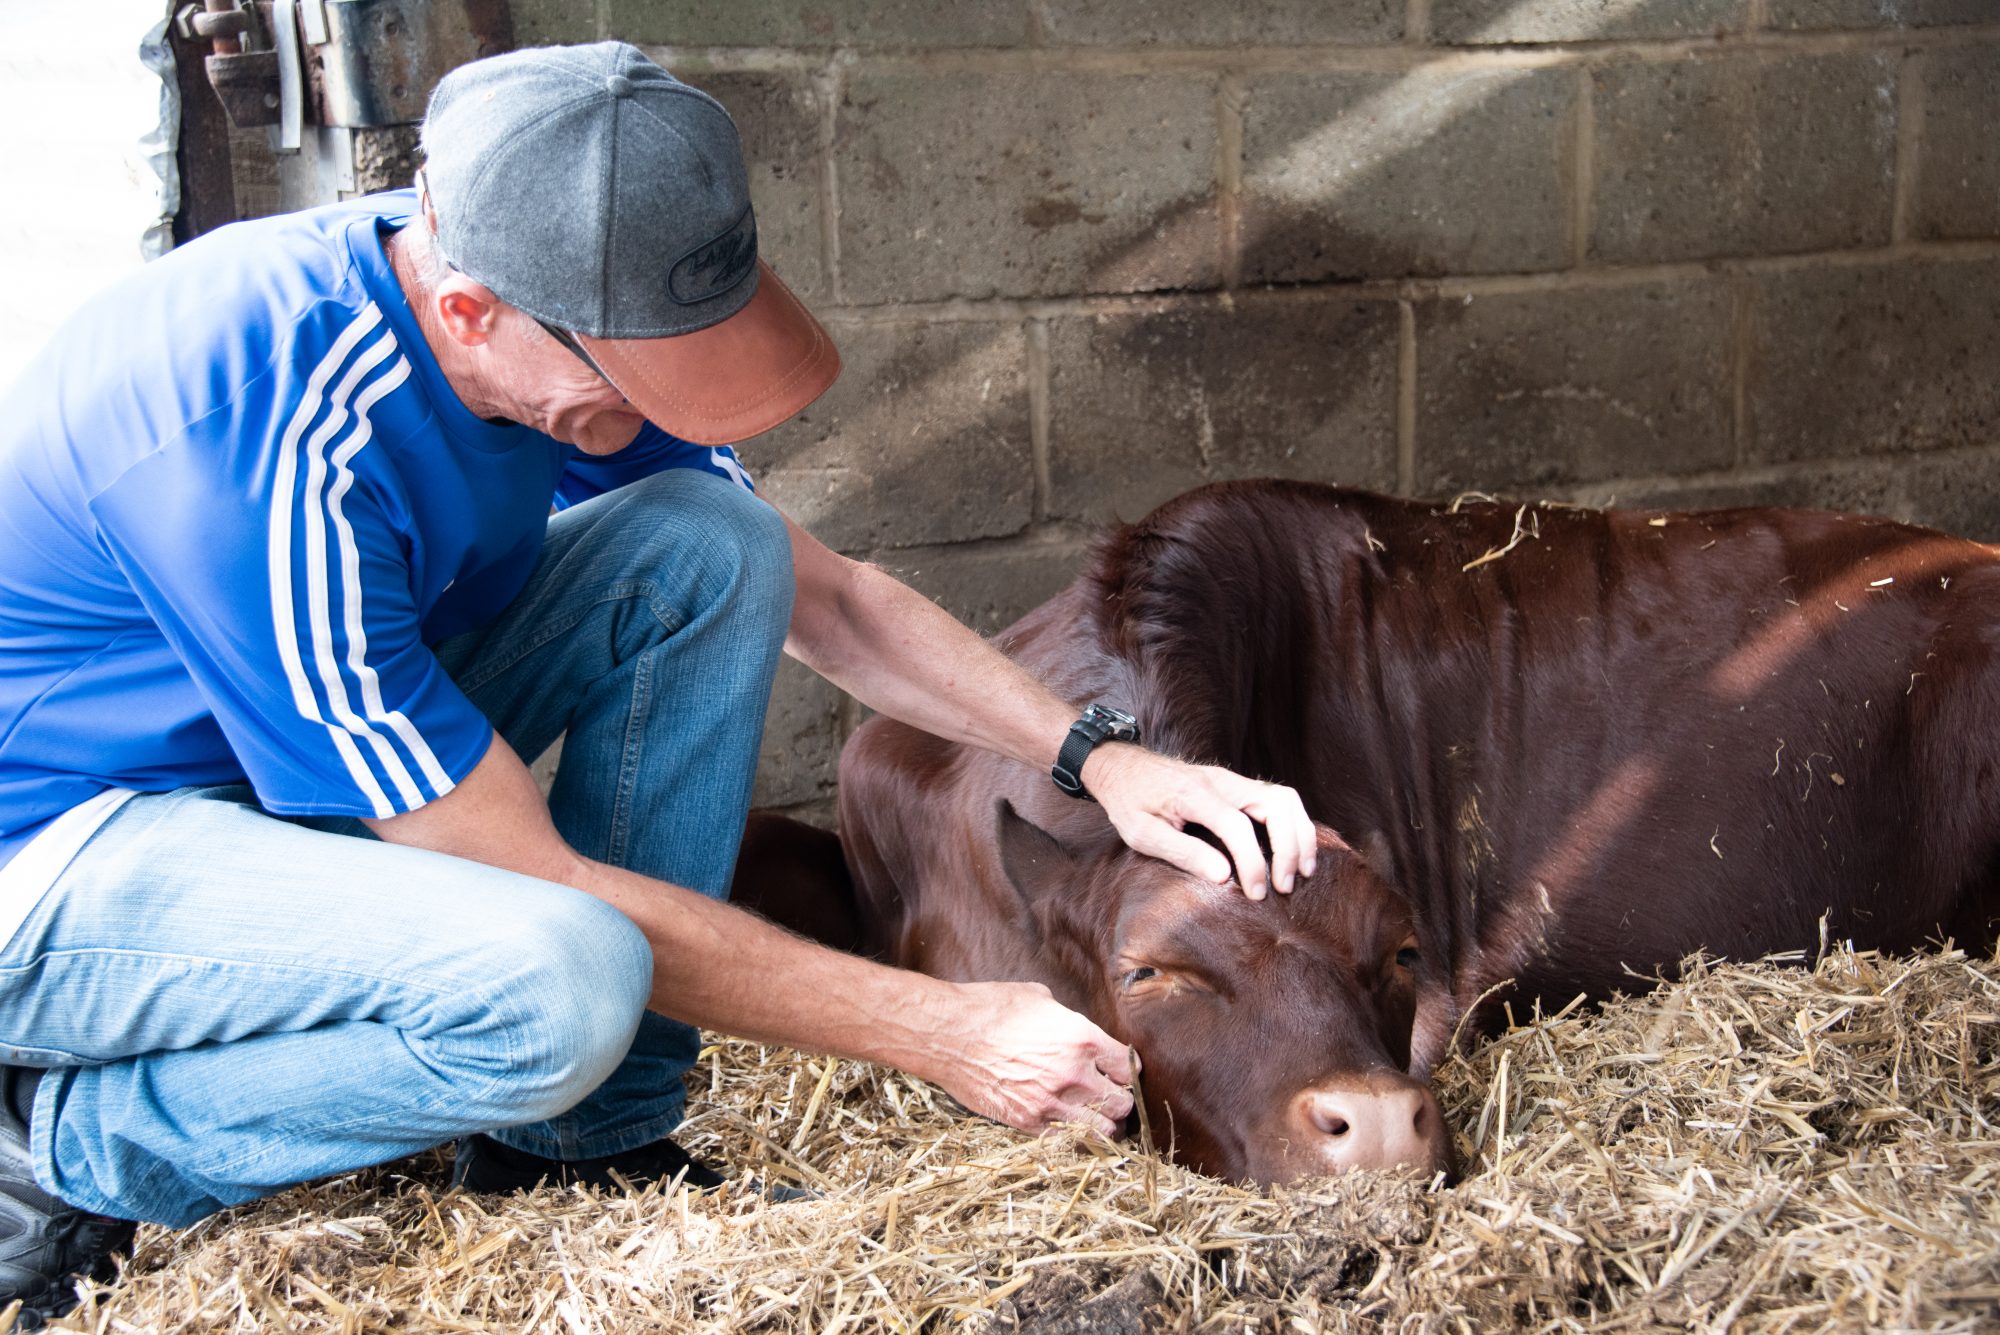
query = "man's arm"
xmin=366 ymin=735 xmax=1133 ymax=1137
xmin=779 ymin=513 xmax=1321 ymax=898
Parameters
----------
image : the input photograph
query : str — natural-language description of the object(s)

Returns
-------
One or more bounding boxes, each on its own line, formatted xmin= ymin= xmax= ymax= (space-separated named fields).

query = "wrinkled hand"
xmin=932 ymin=980 xmax=1134 ymax=1138
xmin=1079 ymin=743 xmax=1324 ymax=899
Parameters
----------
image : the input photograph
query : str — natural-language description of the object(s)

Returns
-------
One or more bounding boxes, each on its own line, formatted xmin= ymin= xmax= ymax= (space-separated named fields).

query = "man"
xmin=0 ymin=43 xmax=1315 ymax=1322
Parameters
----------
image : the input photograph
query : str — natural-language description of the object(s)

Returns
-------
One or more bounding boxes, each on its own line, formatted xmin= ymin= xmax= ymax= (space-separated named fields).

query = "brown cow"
xmin=734 ymin=481 xmax=2000 ymax=1186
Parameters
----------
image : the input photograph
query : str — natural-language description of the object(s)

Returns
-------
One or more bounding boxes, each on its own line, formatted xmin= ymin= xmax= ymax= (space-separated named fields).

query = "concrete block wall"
xmin=521 ymin=4 xmax=2000 ymax=817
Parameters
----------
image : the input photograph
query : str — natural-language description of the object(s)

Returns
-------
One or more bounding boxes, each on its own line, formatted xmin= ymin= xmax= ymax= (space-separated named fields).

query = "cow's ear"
xmin=1355 ymin=829 xmax=1400 ymax=891
xmin=994 ymin=799 xmax=1080 ymax=914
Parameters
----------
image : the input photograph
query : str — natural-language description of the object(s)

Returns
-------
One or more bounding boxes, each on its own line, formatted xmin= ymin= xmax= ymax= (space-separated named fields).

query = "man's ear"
xmin=994 ymin=799 xmax=1081 ymax=930
xmin=433 ymin=276 xmax=504 ymax=348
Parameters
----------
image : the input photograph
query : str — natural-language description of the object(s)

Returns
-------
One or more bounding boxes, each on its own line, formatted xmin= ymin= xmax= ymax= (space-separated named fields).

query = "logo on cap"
xmin=669 ymin=207 xmax=759 ymax=306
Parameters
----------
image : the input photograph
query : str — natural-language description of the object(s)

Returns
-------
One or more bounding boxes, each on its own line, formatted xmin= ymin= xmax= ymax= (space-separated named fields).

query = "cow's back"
xmin=1276 ymin=494 xmax=2000 ymax=1001
xmin=839 ymin=482 xmax=2000 ymax=1011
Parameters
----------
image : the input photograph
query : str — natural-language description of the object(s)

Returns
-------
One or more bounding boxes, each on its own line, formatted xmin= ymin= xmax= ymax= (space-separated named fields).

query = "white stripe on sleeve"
xmin=267 ymin=305 xmax=395 ymax=816
xmin=322 ymin=356 xmax=457 ymax=802
xmin=298 ymin=330 xmax=413 ymax=811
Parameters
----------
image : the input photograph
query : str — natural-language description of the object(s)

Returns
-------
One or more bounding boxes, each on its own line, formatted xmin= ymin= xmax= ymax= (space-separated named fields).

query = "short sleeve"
xmin=554 ymin=422 xmax=756 ymax=511
xmin=85 ymin=311 xmax=491 ymax=820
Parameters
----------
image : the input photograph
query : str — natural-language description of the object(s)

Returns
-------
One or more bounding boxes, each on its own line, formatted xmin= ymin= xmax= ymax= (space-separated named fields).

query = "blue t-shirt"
xmin=0 ymin=190 xmax=755 ymax=876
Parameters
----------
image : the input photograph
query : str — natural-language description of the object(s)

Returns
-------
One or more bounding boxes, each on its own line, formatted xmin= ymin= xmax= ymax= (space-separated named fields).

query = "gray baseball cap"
xmin=420 ymin=42 xmax=839 ymax=444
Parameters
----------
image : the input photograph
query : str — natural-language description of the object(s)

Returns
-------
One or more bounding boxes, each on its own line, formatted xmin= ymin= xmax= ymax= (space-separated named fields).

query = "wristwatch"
xmin=1051 ymin=703 xmax=1140 ymax=800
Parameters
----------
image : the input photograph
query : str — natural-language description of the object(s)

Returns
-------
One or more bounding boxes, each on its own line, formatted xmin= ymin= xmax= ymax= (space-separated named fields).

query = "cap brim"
xmin=577 ymin=262 xmax=840 ymax=446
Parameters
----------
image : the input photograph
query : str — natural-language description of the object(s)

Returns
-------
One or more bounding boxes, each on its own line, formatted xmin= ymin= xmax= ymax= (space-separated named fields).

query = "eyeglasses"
xmin=534 ymin=318 xmax=616 ymax=386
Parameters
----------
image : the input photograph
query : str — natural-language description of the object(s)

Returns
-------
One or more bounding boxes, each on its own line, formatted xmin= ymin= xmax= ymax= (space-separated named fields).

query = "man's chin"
xmin=567 ymin=415 xmax=649 ymax=455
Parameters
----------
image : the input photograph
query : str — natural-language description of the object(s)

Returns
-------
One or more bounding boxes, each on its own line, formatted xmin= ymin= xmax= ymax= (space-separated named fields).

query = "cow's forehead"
xmin=1108 ymin=854 xmax=1410 ymax=966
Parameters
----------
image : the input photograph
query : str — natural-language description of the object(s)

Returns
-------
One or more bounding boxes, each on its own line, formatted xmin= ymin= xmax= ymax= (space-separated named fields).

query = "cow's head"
xmin=994 ymin=801 xmax=1455 ymax=1186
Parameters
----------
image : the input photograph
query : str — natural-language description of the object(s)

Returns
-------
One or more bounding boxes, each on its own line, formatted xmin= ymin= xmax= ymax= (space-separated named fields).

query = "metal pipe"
xmin=203 ymin=0 xmax=240 ymax=55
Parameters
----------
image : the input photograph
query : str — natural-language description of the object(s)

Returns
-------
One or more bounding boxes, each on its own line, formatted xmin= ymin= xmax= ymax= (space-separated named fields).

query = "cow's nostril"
xmin=1304 ymin=1094 xmax=1354 ymax=1139
xmin=1293 ymin=1081 xmax=1449 ymax=1176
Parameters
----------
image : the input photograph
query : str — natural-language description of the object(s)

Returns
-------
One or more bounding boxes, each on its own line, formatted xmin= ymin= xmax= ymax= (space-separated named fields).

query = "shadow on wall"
xmin=737 ymin=0 xmax=1696 ymax=532
xmin=728 ymin=0 xmax=1995 ymax=549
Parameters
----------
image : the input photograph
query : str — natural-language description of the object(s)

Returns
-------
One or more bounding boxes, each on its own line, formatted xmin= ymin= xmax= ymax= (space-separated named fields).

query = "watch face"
xmin=1084 ymin=704 xmax=1139 ymax=740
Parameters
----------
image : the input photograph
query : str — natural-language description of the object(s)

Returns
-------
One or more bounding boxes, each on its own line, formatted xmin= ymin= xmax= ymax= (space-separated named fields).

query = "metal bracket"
xmin=313 ymin=125 xmax=357 ymax=195
xmin=175 ymin=3 xmax=255 ymax=44
xmin=269 ymin=0 xmax=303 ymax=153
xmin=182 ymin=1 xmax=284 ymax=131
xmin=297 ymin=0 xmax=330 ymax=45
xmin=184 ymin=0 xmax=517 ymax=145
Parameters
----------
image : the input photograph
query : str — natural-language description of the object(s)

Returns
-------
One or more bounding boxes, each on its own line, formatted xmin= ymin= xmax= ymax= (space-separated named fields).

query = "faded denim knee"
xmin=475 ymin=889 xmax=654 ymax=1127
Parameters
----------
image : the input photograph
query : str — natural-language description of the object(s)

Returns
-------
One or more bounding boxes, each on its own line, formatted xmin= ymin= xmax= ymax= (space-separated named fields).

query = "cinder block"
xmin=1915 ymin=45 xmax=2000 ymax=241
xmin=678 ymin=69 xmax=827 ymax=302
xmin=753 ymin=656 xmax=846 ymax=808
xmin=834 ymin=72 xmax=1219 ymax=303
xmin=737 ymin=320 xmax=1033 ymax=551
xmin=1240 ymin=68 xmax=1573 ymax=282
xmin=1045 ymin=299 xmax=1399 ymax=523
xmin=1902 ymin=453 xmax=2000 ymax=542
xmin=1746 ymin=259 xmax=2000 ymax=464
xmin=1430 ymin=0 xmax=1746 ymax=44
xmin=1591 ymin=52 xmax=1898 ymax=263
xmin=1567 ymin=461 xmax=1905 ymax=519
xmin=757 ymin=795 xmax=839 ymax=831
xmin=1415 ymin=279 xmax=1734 ymax=492
xmin=1039 ymin=0 xmax=1400 ymax=46
xmin=604 ymin=0 xmax=1022 ymax=47
xmin=872 ymin=541 xmax=1090 ymax=637
xmin=350 ymin=127 xmax=420 ymax=195
xmin=1765 ymin=0 xmax=1993 ymax=29
xmin=512 ymin=0 xmax=597 ymax=45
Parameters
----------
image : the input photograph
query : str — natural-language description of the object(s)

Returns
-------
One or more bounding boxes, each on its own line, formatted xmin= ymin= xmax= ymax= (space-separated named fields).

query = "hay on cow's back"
xmin=27 ymin=943 xmax=1999 ymax=1334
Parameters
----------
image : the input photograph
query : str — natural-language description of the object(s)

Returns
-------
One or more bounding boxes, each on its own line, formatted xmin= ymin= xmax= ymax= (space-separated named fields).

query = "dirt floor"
xmin=27 ymin=944 xmax=2000 ymax=1334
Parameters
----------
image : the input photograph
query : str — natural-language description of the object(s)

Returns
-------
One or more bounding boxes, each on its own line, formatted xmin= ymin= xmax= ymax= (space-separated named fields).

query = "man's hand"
xmin=925 ymin=981 xmax=1134 ymax=1138
xmin=1079 ymin=743 xmax=1324 ymax=900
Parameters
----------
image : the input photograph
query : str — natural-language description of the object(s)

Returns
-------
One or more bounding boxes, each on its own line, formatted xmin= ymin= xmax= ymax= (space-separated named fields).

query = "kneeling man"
xmin=0 ymin=43 xmax=1313 ymax=1323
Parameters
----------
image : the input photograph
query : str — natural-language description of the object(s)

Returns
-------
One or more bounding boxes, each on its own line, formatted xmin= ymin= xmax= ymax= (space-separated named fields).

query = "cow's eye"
xmin=1121 ymin=966 xmax=1160 ymax=989
xmin=1395 ymin=945 xmax=1420 ymax=970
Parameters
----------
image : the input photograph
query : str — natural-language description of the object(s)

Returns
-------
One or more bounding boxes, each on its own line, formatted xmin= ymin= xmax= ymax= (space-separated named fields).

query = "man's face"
xmin=479 ymin=310 xmax=650 ymax=455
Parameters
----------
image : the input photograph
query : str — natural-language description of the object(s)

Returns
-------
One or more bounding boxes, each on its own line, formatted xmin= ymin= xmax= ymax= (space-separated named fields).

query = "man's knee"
xmin=616 ymin=471 xmax=794 ymax=631
xmin=475 ymin=890 xmax=654 ymax=1125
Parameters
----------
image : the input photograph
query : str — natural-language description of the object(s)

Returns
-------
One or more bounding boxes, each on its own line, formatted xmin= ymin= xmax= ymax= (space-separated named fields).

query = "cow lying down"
xmin=733 ymin=481 xmax=2000 ymax=1188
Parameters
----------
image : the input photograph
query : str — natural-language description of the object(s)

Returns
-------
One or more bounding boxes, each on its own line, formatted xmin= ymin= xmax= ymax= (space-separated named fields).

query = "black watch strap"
xmin=1051 ymin=704 xmax=1139 ymax=800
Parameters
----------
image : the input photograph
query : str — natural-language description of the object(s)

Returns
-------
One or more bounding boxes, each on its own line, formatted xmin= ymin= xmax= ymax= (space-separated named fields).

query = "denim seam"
xmin=161 ymin=974 xmax=529 ymax=1189
xmin=450 ymin=581 xmax=684 ymax=696
xmin=0 ymin=944 xmax=490 ymax=1000
xmin=604 ymin=648 xmax=654 ymax=868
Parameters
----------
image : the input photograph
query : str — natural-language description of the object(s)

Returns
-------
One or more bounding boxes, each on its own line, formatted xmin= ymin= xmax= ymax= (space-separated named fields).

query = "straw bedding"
xmin=27 ymin=943 xmax=2000 ymax=1334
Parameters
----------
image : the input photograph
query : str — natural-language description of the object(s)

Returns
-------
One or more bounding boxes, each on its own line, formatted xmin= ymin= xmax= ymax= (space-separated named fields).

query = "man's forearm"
xmin=785 ymin=546 xmax=1074 ymax=772
xmin=779 ymin=512 xmax=1319 ymax=895
xmin=571 ymin=850 xmax=952 ymax=1072
xmin=368 ymin=736 xmax=1132 ymax=1134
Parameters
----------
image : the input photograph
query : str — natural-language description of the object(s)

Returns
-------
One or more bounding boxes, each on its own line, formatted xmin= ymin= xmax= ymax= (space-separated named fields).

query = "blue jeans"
xmin=0 ymin=469 xmax=794 ymax=1226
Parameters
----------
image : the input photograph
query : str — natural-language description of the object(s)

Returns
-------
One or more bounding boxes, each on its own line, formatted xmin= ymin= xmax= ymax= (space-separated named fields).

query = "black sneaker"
xmin=450 ymin=1132 xmax=728 ymax=1195
xmin=0 ymin=1068 xmax=136 ymax=1329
